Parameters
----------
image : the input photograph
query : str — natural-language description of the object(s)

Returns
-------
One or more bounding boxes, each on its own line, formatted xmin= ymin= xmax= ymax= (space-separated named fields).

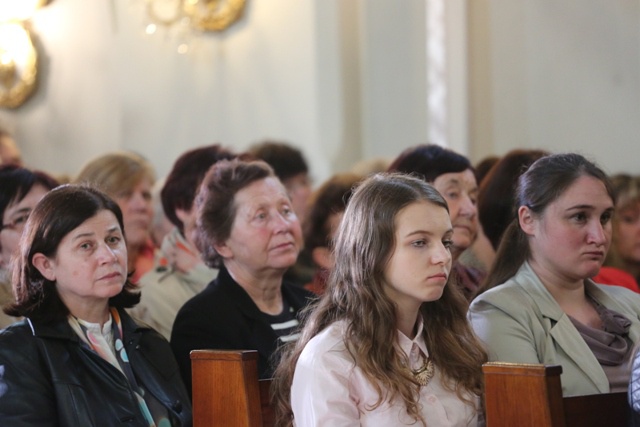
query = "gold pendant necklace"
xmin=412 ymin=357 xmax=435 ymax=387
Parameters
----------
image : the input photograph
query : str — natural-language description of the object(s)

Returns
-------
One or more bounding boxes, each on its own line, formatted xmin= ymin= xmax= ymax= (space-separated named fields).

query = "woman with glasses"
xmin=0 ymin=165 xmax=58 ymax=328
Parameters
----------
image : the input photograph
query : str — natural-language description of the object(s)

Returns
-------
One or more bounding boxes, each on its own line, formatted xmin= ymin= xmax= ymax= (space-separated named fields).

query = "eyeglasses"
xmin=0 ymin=211 xmax=30 ymax=232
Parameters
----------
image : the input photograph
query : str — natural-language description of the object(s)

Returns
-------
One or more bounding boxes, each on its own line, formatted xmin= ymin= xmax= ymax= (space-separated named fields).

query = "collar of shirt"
xmin=396 ymin=315 xmax=430 ymax=371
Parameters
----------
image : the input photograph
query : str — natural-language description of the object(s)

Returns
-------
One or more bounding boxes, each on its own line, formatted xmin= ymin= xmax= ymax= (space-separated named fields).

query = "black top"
xmin=0 ymin=308 xmax=191 ymax=426
xmin=170 ymin=266 xmax=314 ymax=393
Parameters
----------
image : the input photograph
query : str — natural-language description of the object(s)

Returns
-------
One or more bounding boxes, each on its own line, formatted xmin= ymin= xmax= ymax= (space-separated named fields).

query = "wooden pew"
xmin=191 ymin=349 xmax=274 ymax=427
xmin=190 ymin=352 xmax=632 ymax=426
xmin=483 ymin=362 xmax=630 ymax=427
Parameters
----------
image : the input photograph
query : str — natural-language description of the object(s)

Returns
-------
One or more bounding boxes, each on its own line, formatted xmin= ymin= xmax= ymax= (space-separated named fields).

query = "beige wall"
xmin=0 ymin=0 xmax=638 ymax=183
xmin=0 ymin=0 xmax=432 ymax=183
xmin=468 ymin=0 xmax=640 ymax=174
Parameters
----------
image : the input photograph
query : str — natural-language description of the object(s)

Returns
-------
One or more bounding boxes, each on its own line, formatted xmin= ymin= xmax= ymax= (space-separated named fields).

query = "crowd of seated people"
xmin=2 ymin=130 xmax=640 ymax=425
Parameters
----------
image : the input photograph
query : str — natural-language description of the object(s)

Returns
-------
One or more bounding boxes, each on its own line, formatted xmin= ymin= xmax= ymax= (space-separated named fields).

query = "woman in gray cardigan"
xmin=469 ymin=153 xmax=640 ymax=397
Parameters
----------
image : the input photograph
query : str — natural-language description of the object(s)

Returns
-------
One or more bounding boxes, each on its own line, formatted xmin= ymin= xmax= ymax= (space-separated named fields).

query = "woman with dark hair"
xmin=0 ymin=185 xmax=191 ymax=426
xmin=170 ymin=159 xmax=313 ymax=394
xmin=75 ymin=151 xmax=157 ymax=283
xmin=388 ymin=144 xmax=483 ymax=301
xmin=272 ymin=173 xmax=487 ymax=426
xmin=0 ymin=165 xmax=58 ymax=327
xmin=131 ymin=144 xmax=236 ymax=339
xmin=0 ymin=165 xmax=58 ymax=269
xmin=477 ymin=149 xmax=548 ymax=251
xmin=469 ymin=153 xmax=640 ymax=397
xmin=248 ymin=140 xmax=312 ymax=221
xmin=302 ymin=172 xmax=362 ymax=294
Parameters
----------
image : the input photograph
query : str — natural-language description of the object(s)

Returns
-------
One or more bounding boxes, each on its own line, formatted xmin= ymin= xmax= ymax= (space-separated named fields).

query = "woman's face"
xmin=613 ymin=200 xmax=640 ymax=265
xmin=215 ymin=177 xmax=303 ymax=275
xmin=283 ymin=172 xmax=312 ymax=221
xmin=383 ymin=200 xmax=453 ymax=316
xmin=114 ymin=178 xmax=153 ymax=249
xmin=521 ymin=175 xmax=614 ymax=283
xmin=0 ymin=183 xmax=49 ymax=269
xmin=34 ymin=210 xmax=127 ymax=312
xmin=432 ymin=169 xmax=478 ymax=259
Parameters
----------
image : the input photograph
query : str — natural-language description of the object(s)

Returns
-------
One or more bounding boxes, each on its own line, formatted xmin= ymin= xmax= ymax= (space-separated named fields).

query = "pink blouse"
xmin=291 ymin=320 xmax=480 ymax=426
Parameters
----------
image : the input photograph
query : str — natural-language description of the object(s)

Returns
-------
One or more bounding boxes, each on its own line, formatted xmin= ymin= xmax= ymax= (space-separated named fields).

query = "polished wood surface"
xmin=191 ymin=354 xmax=630 ymax=426
xmin=191 ymin=349 xmax=274 ymax=427
xmin=483 ymin=362 xmax=629 ymax=427
xmin=484 ymin=362 xmax=565 ymax=427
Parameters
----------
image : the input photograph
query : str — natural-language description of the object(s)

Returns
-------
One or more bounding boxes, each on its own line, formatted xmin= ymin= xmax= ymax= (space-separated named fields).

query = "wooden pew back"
xmin=483 ymin=362 xmax=629 ymax=427
xmin=190 ymin=354 xmax=632 ymax=426
xmin=191 ymin=349 xmax=274 ymax=427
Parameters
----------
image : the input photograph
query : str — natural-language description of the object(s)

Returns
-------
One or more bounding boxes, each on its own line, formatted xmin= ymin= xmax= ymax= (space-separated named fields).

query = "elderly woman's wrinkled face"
xmin=215 ymin=177 xmax=303 ymax=274
xmin=33 ymin=210 xmax=127 ymax=309
xmin=432 ymin=169 xmax=478 ymax=259
xmin=0 ymin=183 xmax=49 ymax=269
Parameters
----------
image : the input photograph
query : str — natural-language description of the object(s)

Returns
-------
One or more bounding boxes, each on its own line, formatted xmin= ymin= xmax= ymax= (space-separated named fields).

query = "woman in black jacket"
xmin=0 ymin=184 xmax=191 ymax=426
xmin=171 ymin=159 xmax=314 ymax=393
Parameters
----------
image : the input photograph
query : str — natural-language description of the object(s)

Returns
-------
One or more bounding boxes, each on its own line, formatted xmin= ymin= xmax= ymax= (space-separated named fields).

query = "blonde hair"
xmin=74 ymin=151 xmax=155 ymax=197
xmin=605 ymin=174 xmax=640 ymax=274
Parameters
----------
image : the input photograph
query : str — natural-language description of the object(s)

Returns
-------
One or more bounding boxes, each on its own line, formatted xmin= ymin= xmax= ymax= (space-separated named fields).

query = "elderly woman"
xmin=0 ymin=185 xmax=191 ymax=426
xmin=469 ymin=153 xmax=640 ymax=397
xmin=0 ymin=165 xmax=58 ymax=328
xmin=170 ymin=159 xmax=314 ymax=392
xmin=75 ymin=151 xmax=157 ymax=283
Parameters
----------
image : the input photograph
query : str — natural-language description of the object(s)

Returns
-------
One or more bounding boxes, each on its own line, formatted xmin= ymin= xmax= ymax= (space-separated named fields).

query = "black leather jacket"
xmin=0 ymin=308 xmax=192 ymax=426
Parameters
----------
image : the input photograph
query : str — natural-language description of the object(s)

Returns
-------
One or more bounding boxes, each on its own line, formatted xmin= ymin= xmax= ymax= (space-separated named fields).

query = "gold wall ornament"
xmin=182 ymin=0 xmax=246 ymax=32
xmin=0 ymin=23 xmax=38 ymax=109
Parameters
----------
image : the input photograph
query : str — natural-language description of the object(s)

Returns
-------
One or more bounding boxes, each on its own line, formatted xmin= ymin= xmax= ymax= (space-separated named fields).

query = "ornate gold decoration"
xmin=183 ymin=0 xmax=246 ymax=32
xmin=0 ymin=23 xmax=38 ymax=109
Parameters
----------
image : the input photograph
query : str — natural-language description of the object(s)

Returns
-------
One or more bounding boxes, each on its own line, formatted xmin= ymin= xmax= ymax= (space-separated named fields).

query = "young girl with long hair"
xmin=272 ymin=173 xmax=487 ymax=426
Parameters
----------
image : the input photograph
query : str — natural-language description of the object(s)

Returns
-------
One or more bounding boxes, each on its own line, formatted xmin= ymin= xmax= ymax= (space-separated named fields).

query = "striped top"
xmin=262 ymin=298 xmax=301 ymax=343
